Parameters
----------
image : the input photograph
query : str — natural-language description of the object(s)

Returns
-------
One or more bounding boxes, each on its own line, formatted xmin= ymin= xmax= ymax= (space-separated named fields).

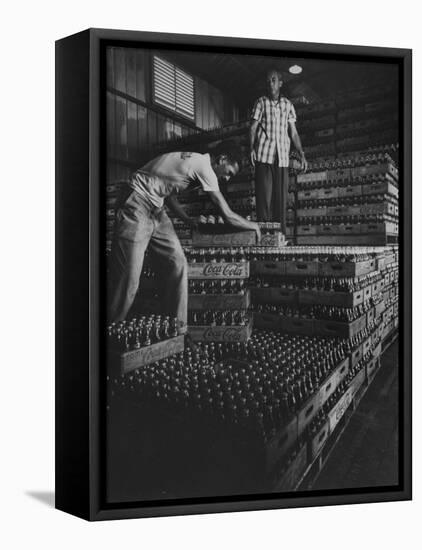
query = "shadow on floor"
xmin=25 ymin=491 xmax=55 ymax=508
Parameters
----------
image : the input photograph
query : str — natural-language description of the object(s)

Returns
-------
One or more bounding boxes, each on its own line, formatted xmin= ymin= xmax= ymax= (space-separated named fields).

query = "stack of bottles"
xmin=107 ymin=315 xmax=181 ymax=352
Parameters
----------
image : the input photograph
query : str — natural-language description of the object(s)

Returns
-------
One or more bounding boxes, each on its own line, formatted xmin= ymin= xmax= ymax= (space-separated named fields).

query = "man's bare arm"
xmin=208 ymin=190 xmax=261 ymax=240
xmin=249 ymin=120 xmax=259 ymax=166
xmin=289 ymin=121 xmax=308 ymax=172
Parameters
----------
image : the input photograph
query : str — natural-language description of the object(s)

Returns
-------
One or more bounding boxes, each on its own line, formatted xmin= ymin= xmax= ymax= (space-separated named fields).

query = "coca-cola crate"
xmin=366 ymin=307 xmax=375 ymax=326
xmin=393 ymin=302 xmax=399 ymax=317
xmin=349 ymin=368 xmax=366 ymax=400
xmin=253 ymin=312 xmax=284 ymax=330
xmin=250 ymin=260 xmax=286 ymax=276
xmin=266 ymin=416 xmax=298 ymax=471
xmin=366 ymin=357 xmax=380 ymax=384
xmin=282 ymin=317 xmax=315 ymax=335
xmin=251 ymin=287 xmax=297 ymax=304
xmin=352 ymin=162 xmax=398 ymax=181
xmin=394 ymin=317 xmax=399 ymax=328
xmin=371 ymin=280 xmax=382 ymax=297
xmin=188 ymin=262 xmax=250 ymax=279
xmin=384 ymin=272 xmax=391 ymax=285
xmin=192 ymin=229 xmax=256 ymax=247
xmin=362 ymin=335 xmax=372 ymax=356
xmin=260 ymin=232 xmax=286 ymax=247
xmin=363 ymin=284 xmax=372 ymax=302
xmin=318 ymin=258 xmax=376 ymax=277
xmin=296 ymin=208 xmax=327 ymax=218
xmin=375 ymin=300 xmax=386 ymax=318
xmin=328 ymin=387 xmax=353 ymax=433
xmin=297 ymin=225 xmax=318 ymax=236
xmin=296 ymin=171 xmax=328 ymax=184
xmin=361 ymin=181 xmax=399 ymax=198
xmin=314 ymin=315 xmax=367 ymax=339
xmin=188 ymin=322 xmax=253 ymax=342
xmin=373 ymin=341 xmax=382 ymax=359
xmin=298 ymin=288 xmax=365 ymax=308
xmin=327 ymin=168 xmax=352 ymax=183
xmin=297 ymin=189 xmax=322 ymax=201
xmin=188 ymin=291 xmax=250 ymax=310
xmin=361 ymin=221 xmax=398 ymax=235
xmin=309 ymin=419 xmax=330 ymax=461
xmin=114 ymin=335 xmax=185 ymax=375
xmin=395 ymin=205 xmax=399 ymax=216
xmin=350 ymin=344 xmax=363 ymax=368
xmin=337 ymin=185 xmax=362 ymax=198
xmin=328 ymin=205 xmax=362 ymax=217
xmin=377 ymin=256 xmax=386 ymax=271
xmin=316 ymin=187 xmax=339 ymax=200
xmin=360 ymin=202 xmax=396 ymax=216
xmin=297 ymin=390 xmax=322 ymax=434
xmin=285 ymin=260 xmax=319 ymax=276
xmin=319 ymin=357 xmax=350 ymax=407
xmin=274 ymin=443 xmax=308 ymax=492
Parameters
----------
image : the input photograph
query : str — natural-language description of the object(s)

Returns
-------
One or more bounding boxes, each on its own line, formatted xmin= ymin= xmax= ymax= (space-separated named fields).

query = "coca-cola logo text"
xmin=202 ymin=263 xmax=246 ymax=277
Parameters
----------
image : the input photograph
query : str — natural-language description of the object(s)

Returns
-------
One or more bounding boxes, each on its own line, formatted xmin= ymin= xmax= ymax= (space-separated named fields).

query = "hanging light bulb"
xmin=289 ymin=65 xmax=302 ymax=75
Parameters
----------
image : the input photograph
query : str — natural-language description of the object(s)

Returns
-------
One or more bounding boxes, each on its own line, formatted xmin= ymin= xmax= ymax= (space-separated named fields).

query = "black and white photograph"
xmin=104 ymin=42 xmax=405 ymax=505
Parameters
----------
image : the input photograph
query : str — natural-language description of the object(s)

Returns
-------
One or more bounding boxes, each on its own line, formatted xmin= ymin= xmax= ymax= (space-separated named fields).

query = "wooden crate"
xmin=285 ymin=260 xmax=319 ymax=276
xmin=297 ymin=171 xmax=328 ymax=184
xmin=361 ymin=222 xmax=398 ymax=235
xmin=298 ymin=288 xmax=365 ymax=307
xmin=361 ymin=181 xmax=399 ymax=198
xmin=319 ymin=357 xmax=349 ymax=407
xmin=274 ymin=444 xmax=308 ymax=492
xmin=366 ymin=307 xmax=375 ymax=326
xmin=115 ymin=335 xmax=185 ymax=375
xmin=328 ymin=388 xmax=353 ymax=433
xmin=337 ymin=185 xmax=362 ymax=198
xmin=350 ymin=344 xmax=363 ymax=368
xmin=366 ymin=357 xmax=379 ymax=384
xmin=192 ymin=229 xmax=256 ymax=247
xmin=260 ymin=232 xmax=286 ymax=247
xmin=309 ymin=419 xmax=330 ymax=461
xmin=250 ymin=260 xmax=286 ymax=276
xmin=188 ymin=262 xmax=250 ymax=279
xmin=318 ymin=259 xmax=376 ymax=277
xmin=253 ymin=312 xmax=284 ymax=330
xmin=188 ymin=322 xmax=253 ymax=342
xmin=282 ymin=317 xmax=315 ymax=336
xmin=351 ymin=162 xmax=398 ymax=181
xmin=297 ymin=391 xmax=322 ymax=434
xmin=375 ymin=300 xmax=386 ymax=319
xmin=362 ymin=335 xmax=372 ymax=356
xmin=266 ymin=416 xmax=298 ymax=472
xmin=188 ymin=291 xmax=250 ymax=310
xmin=349 ymin=368 xmax=366 ymax=400
xmin=251 ymin=287 xmax=298 ymax=305
xmin=313 ymin=315 xmax=367 ymax=339
xmin=297 ymin=225 xmax=318 ymax=236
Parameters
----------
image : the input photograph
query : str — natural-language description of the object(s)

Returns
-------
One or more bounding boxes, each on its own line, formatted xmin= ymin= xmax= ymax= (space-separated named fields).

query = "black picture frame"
xmin=55 ymin=28 xmax=412 ymax=521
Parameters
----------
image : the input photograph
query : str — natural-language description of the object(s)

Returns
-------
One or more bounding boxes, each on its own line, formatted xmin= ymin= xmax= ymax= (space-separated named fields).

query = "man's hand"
xmin=300 ymin=153 xmax=308 ymax=173
xmin=250 ymin=150 xmax=256 ymax=168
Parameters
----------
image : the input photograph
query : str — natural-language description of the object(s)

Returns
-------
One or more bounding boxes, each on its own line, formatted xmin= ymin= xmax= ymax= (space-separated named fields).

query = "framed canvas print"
xmin=55 ymin=28 xmax=412 ymax=520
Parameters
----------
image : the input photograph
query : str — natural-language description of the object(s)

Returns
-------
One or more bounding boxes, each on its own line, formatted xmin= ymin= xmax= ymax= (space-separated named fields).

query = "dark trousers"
xmin=255 ymin=161 xmax=289 ymax=232
xmin=107 ymin=189 xmax=188 ymax=327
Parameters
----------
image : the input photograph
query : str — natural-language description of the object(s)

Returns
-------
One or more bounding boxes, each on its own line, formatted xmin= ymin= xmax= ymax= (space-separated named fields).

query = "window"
xmin=153 ymin=55 xmax=195 ymax=120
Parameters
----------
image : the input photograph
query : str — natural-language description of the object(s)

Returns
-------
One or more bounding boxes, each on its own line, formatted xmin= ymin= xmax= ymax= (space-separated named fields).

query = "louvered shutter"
xmin=153 ymin=56 xmax=195 ymax=120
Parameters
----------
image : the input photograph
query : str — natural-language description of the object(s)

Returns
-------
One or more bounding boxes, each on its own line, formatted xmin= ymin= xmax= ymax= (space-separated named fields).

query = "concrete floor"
xmin=312 ymin=340 xmax=399 ymax=491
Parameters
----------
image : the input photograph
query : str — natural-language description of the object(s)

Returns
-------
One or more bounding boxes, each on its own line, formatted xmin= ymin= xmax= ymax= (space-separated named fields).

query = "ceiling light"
xmin=289 ymin=65 xmax=302 ymax=75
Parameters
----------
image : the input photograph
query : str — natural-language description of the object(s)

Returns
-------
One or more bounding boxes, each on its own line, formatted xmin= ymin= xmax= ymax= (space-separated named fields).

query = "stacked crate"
xmin=185 ymin=232 xmax=253 ymax=342
xmin=291 ymin=156 xmax=399 ymax=245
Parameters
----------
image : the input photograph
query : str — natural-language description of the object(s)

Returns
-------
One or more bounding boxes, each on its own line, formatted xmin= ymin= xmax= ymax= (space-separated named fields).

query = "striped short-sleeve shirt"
xmin=251 ymin=96 xmax=297 ymax=167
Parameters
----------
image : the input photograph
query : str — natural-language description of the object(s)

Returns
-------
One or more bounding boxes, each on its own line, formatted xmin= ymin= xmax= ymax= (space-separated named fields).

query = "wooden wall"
xmin=106 ymin=46 xmax=239 ymax=184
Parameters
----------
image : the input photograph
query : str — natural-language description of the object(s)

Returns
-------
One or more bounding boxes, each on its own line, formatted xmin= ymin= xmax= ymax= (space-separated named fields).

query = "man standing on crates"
xmin=250 ymin=69 xmax=308 ymax=232
xmin=108 ymin=140 xmax=261 ymax=330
